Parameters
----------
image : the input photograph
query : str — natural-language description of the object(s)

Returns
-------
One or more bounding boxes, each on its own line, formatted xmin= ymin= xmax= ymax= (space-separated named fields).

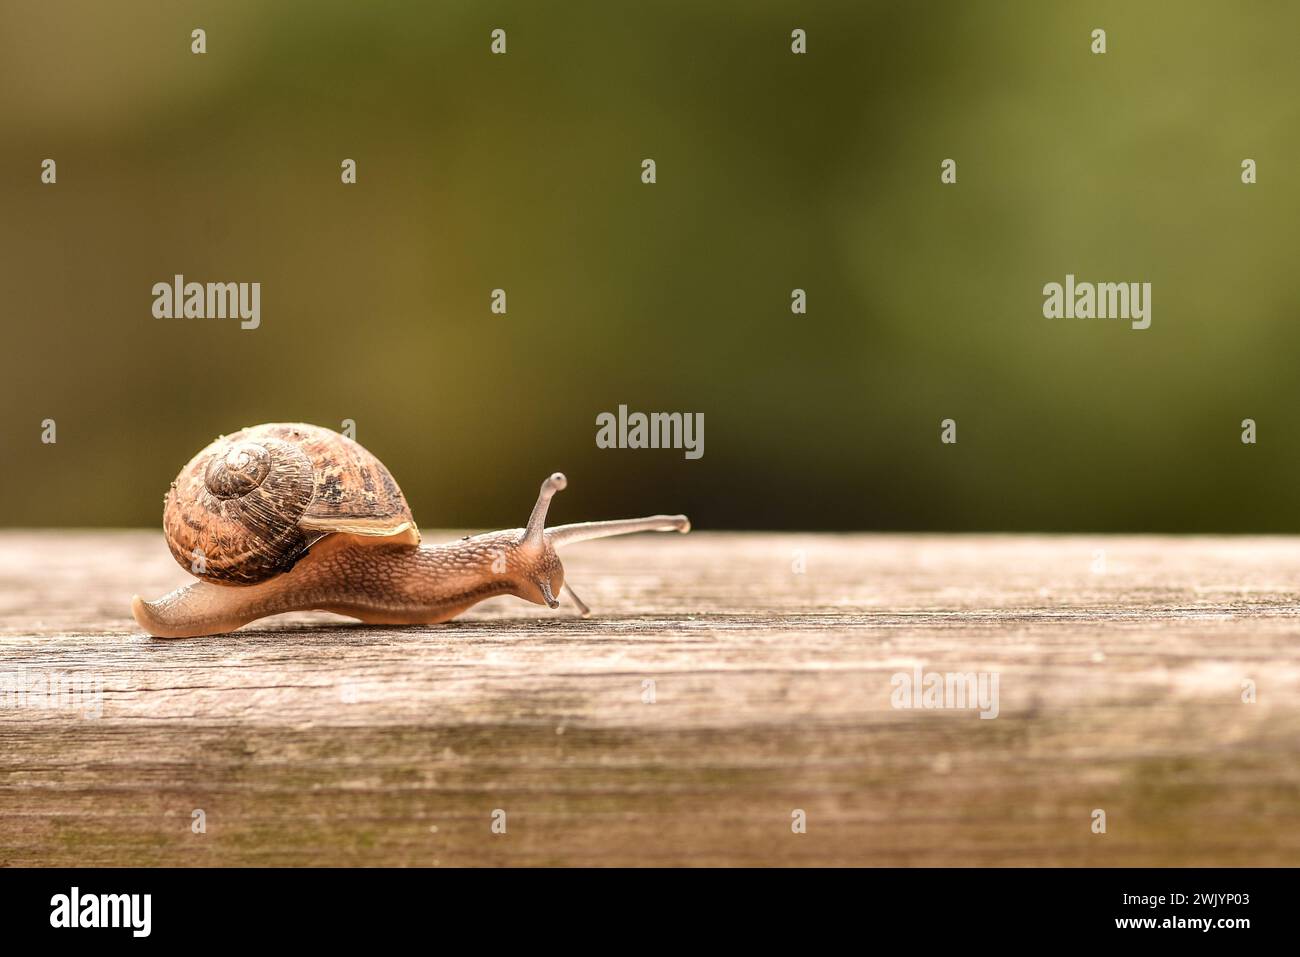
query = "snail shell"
xmin=162 ymin=423 xmax=419 ymax=585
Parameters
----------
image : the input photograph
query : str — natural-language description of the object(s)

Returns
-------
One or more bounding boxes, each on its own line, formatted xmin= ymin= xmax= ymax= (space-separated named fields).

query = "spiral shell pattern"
xmin=161 ymin=423 xmax=417 ymax=585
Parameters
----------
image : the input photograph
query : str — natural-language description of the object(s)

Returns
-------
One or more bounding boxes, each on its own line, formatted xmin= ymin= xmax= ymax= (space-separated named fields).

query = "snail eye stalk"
xmin=546 ymin=515 xmax=690 ymax=548
xmin=520 ymin=472 xmax=567 ymax=550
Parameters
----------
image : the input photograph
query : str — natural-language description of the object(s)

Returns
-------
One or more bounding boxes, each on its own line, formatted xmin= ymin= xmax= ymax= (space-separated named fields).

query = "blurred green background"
xmin=2 ymin=1 xmax=1297 ymax=532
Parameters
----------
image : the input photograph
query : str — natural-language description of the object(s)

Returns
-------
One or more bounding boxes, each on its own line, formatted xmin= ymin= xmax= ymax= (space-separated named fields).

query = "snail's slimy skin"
xmin=132 ymin=514 xmax=690 ymax=639
xmin=134 ymin=533 xmax=530 ymax=638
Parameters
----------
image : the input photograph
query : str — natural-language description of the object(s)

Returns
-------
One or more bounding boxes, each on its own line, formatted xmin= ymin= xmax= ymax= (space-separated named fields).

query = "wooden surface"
xmin=1 ymin=530 xmax=1298 ymax=866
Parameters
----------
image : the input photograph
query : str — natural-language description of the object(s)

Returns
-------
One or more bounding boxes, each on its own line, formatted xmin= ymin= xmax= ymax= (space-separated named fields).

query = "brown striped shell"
xmin=162 ymin=423 xmax=419 ymax=585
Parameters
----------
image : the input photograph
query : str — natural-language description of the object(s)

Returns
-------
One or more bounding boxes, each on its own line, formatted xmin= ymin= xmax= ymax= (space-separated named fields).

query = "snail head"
xmin=500 ymin=472 xmax=566 ymax=608
xmin=503 ymin=472 xmax=689 ymax=613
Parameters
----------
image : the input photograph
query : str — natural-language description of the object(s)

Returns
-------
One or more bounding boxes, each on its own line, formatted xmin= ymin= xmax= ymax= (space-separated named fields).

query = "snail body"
xmin=132 ymin=423 xmax=690 ymax=638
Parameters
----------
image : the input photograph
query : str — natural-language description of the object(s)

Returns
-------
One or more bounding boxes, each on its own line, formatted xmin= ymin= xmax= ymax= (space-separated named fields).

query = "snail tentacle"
xmin=546 ymin=515 xmax=691 ymax=547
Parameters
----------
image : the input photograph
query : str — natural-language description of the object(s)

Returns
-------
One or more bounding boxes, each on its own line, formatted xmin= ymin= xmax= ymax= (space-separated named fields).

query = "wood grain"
xmin=1 ymin=530 xmax=1298 ymax=866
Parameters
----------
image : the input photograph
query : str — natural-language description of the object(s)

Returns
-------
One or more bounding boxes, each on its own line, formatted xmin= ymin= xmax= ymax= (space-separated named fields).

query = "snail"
xmin=131 ymin=423 xmax=691 ymax=638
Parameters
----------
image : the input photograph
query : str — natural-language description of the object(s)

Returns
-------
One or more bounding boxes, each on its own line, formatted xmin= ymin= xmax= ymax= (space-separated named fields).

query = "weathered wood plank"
xmin=1 ymin=530 xmax=1298 ymax=865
